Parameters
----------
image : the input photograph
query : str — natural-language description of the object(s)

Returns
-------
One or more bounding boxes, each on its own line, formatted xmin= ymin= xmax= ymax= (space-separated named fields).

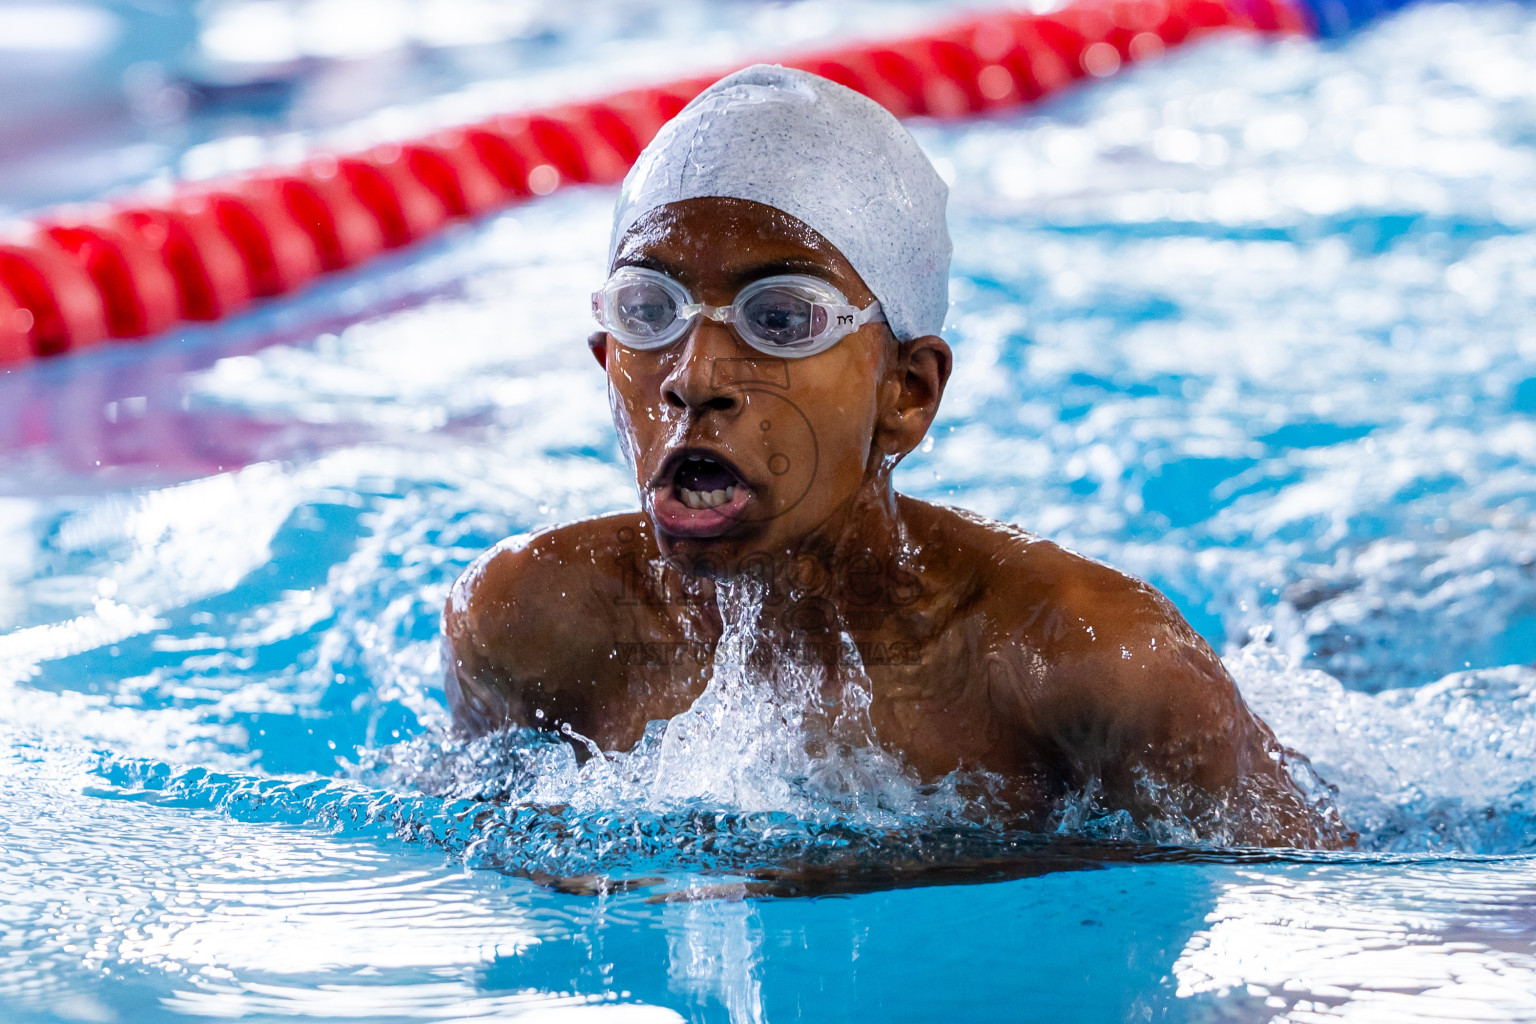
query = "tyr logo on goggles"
xmin=591 ymin=267 xmax=885 ymax=358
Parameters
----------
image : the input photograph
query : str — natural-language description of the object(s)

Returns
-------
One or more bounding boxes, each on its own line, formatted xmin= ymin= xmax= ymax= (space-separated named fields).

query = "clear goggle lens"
xmin=592 ymin=267 xmax=884 ymax=357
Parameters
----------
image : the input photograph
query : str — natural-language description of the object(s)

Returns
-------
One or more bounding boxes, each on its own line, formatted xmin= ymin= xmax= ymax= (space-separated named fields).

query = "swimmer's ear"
xmin=877 ymin=334 xmax=951 ymax=458
xmin=588 ymin=331 xmax=609 ymax=370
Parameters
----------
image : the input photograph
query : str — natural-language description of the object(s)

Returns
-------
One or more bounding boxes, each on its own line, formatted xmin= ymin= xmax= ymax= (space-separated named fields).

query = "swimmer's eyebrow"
xmin=613 ymin=254 xmax=682 ymax=276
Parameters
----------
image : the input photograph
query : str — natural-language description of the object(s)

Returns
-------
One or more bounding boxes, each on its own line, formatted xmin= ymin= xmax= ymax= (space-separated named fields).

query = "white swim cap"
xmin=608 ymin=64 xmax=951 ymax=343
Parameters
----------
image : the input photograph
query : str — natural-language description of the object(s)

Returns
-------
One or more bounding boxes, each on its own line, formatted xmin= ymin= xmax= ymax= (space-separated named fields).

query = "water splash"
xmin=344 ymin=575 xmax=1014 ymax=881
xmin=1236 ymin=633 xmax=1536 ymax=854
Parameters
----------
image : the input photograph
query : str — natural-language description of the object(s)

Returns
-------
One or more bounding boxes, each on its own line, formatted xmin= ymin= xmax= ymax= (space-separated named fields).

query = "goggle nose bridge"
xmin=676 ymin=301 xmax=738 ymax=326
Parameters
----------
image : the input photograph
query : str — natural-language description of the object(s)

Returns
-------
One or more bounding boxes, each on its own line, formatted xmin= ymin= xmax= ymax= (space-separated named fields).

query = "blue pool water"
xmin=5 ymin=2 xmax=1536 ymax=1021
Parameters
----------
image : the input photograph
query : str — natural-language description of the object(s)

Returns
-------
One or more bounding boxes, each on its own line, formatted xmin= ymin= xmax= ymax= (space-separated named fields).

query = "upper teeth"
xmin=680 ymin=485 xmax=735 ymax=510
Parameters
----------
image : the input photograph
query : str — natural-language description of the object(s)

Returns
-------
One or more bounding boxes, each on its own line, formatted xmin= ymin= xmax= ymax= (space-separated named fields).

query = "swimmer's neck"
xmin=716 ymin=467 xmax=918 ymax=609
xmin=810 ymin=468 xmax=905 ymax=557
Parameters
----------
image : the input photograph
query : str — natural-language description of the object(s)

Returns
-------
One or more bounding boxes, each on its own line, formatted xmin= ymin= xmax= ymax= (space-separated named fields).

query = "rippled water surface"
xmin=4 ymin=2 xmax=1536 ymax=1021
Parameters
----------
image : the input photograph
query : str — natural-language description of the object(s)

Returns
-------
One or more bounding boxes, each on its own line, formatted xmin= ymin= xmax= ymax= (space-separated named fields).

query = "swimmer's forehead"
xmin=611 ymin=198 xmax=872 ymax=299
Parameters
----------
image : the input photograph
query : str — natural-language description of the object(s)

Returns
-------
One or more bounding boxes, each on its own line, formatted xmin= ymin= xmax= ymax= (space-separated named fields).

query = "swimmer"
xmin=445 ymin=65 xmax=1350 ymax=849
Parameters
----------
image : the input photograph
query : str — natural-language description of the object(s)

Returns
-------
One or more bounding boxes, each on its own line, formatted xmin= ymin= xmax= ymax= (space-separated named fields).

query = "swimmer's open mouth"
xmin=650 ymin=449 xmax=754 ymax=539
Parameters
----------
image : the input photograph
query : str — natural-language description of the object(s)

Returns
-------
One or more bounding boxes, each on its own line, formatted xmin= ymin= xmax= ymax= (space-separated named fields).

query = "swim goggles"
xmin=591 ymin=266 xmax=885 ymax=358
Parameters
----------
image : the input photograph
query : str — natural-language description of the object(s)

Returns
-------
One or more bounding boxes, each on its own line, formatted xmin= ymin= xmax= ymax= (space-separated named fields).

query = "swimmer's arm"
xmin=442 ymin=534 xmax=610 ymax=738
xmin=1024 ymin=582 xmax=1345 ymax=849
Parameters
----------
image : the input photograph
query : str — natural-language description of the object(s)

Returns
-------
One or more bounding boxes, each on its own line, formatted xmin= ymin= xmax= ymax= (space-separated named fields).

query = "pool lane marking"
xmin=0 ymin=0 xmax=1366 ymax=365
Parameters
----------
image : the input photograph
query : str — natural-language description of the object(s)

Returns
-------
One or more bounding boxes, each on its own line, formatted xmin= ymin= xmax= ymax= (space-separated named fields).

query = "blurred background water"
xmin=3 ymin=1 xmax=1536 ymax=1021
xmin=0 ymin=0 xmax=982 ymax=214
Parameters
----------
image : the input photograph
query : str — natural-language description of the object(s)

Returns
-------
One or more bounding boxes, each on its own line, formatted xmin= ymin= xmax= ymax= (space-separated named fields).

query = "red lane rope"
xmin=0 ymin=0 xmax=1304 ymax=366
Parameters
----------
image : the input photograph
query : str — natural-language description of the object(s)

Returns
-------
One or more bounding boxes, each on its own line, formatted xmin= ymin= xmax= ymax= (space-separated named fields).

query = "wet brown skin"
xmin=444 ymin=197 xmax=1350 ymax=849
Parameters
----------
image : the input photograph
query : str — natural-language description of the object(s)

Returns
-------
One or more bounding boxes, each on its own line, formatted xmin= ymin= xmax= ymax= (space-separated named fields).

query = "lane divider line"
xmin=0 ymin=0 xmax=1324 ymax=365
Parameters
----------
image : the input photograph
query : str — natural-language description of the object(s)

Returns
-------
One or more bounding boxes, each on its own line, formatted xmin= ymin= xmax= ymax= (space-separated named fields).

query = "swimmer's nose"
xmin=661 ymin=321 xmax=741 ymax=416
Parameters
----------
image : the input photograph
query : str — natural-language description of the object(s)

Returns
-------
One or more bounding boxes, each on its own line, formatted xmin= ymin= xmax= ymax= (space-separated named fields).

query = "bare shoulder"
xmin=446 ymin=513 xmax=640 ymax=645
xmin=443 ymin=512 xmax=644 ymax=733
xmin=899 ymin=495 xmax=1233 ymax=725
xmin=899 ymin=496 xmax=1182 ymax=637
xmin=903 ymin=499 xmax=1344 ymax=847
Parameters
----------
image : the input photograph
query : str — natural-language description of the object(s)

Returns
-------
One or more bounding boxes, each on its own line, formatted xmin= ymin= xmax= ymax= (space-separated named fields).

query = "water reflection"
xmin=20 ymin=725 xmax=1536 ymax=1024
xmin=664 ymin=898 xmax=765 ymax=1024
xmin=1173 ymin=862 xmax=1536 ymax=1022
xmin=164 ymin=983 xmax=685 ymax=1021
xmin=1 ymin=740 xmax=691 ymax=1021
